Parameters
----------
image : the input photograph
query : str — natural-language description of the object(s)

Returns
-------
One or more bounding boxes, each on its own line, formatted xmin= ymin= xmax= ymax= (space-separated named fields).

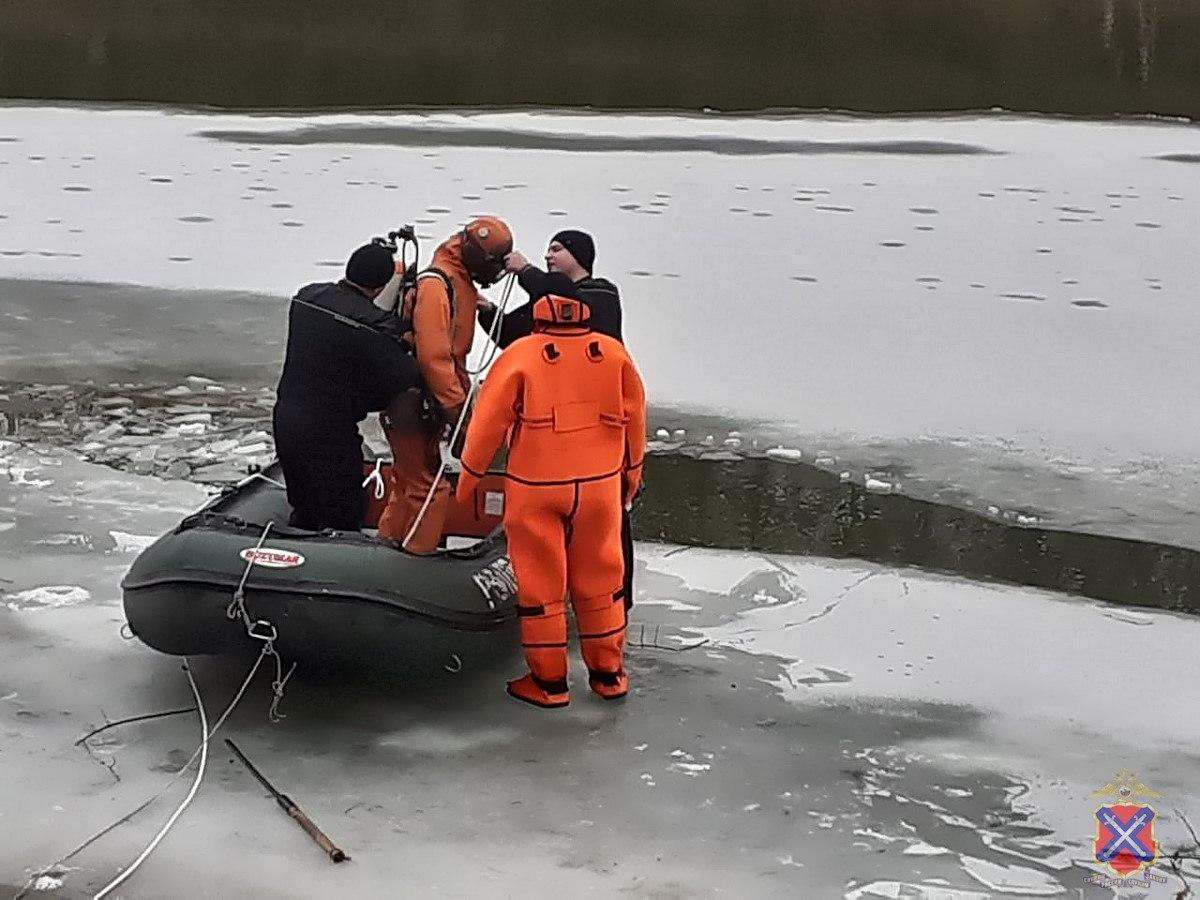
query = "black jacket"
xmin=274 ymin=280 xmax=420 ymax=431
xmin=478 ymin=265 xmax=623 ymax=348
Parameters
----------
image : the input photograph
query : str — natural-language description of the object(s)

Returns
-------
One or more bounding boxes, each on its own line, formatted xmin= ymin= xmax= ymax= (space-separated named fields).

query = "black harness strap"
xmin=399 ymin=267 xmax=456 ymax=334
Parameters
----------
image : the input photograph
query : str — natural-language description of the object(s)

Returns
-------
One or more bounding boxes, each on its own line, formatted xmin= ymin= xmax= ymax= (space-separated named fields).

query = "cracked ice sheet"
xmin=685 ymin=557 xmax=1200 ymax=750
xmin=639 ymin=544 xmax=776 ymax=595
xmin=2 ymin=450 xmax=966 ymax=899
xmin=846 ymin=884 xmax=989 ymax=900
xmin=958 ymin=856 xmax=1063 ymax=895
xmin=665 ymin=551 xmax=1200 ymax=889
xmin=641 ymin=543 xmax=857 ymax=603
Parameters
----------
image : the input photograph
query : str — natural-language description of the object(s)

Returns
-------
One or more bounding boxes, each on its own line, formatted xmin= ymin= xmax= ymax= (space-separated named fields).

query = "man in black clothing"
xmin=477 ymin=229 xmax=623 ymax=347
xmin=273 ymin=242 xmax=421 ymax=531
xmin=477 ymin=229 xmax=637 ymax=611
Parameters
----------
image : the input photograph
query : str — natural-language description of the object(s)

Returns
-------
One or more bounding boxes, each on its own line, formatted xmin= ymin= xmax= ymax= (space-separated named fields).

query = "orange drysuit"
xmin=454 ymin=292 xmax=647 ymax=707
xmin=377 ymin=218 xmax=511 ymax=551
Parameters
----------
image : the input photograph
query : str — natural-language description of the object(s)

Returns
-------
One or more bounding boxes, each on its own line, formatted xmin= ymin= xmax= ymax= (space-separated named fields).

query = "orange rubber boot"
xmin=506 ymin=673 xmax=570 ymax=708
xmin=576 ymin=593 xmax=628 ymax=700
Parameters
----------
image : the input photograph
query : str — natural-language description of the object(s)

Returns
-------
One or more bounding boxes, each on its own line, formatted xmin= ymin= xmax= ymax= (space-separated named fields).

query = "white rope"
xmin=362 ymin=458 xmax=386 ymax=500
xmin=400 ymin=273 xmax=515 ymax=551
xmin=92 ymin=659 xmax=209 ymax=900
xmin=237 ymin=471 xmax=286 ymax=491
xmin=225 ymin=521 xmax=295 ymax=723
xmin=15 ymin=648 xmax=269 ymax=899
xmin=465 ymin=274 xmax=515 ymax=376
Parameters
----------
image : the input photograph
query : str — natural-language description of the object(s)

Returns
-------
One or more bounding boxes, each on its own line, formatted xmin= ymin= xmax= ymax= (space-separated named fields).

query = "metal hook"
xmin=248 ymin=620 xmax=278 ymax=643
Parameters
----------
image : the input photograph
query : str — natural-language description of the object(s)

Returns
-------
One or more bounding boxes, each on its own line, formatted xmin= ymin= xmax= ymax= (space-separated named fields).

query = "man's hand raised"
xmin=503 ymin=251 xmax=530 ymax=273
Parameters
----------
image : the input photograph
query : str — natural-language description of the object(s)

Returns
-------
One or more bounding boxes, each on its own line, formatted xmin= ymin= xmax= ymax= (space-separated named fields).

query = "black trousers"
xmin=272 ymin=403 xmax=364 ymax=532
xmin=620 ymin=506 xmax=635 ymax=611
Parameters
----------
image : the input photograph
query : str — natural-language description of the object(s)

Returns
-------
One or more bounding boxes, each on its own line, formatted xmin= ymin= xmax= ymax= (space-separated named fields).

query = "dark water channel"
xmin=2 ymin=269 xmax=1198 ymax=616
xmin=635 ymin=454 xmax=1200 ymax=614
xmin=2 ymin=0 xmax=1199 ymax=119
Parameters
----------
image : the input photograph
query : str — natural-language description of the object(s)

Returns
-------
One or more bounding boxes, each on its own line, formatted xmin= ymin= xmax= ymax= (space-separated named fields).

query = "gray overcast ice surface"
xmin=3 ymin=106 xmax=1200 ymax=545
xmin=1 ymin=106 xmax=1200 ymax=898
xmin=3 ymin=448 xmax=1200 ymax=898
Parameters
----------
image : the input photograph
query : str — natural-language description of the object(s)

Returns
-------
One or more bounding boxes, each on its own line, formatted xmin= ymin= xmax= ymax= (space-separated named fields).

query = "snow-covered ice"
xmin=0 ymin=450 xmax=1196 ymax=897
xmin=3 ymin=105 xmax=1200 ymax=544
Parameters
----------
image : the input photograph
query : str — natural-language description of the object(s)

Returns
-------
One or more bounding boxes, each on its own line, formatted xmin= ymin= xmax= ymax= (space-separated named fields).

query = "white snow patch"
xmin=1093 ymin=604 xmax=1155 ymax=626
xmin=9 ymin=467 xmax=53 ymax=488
xmin=854 ymin=828 xmax=900 ymax=843
xmin=377 ymin=725 xmax=518 ymax=755
xmin=959 ymin=856 xmax=1064 ymax=895
xmin=109 ymin=530 xmax=158 ymax=553
xmin=635 ymin=596 xmax=702 ymax=612
xmin=903 ymin=842 xmax=953 ymax=856
xmin=846 ymin=883 xmax=988 ymax=900
xmin=766 ymin=447 xmax=804 ymax=463
xmin=687 ymin=558 xmax=1200 ymax=750
xmin=32 ymin=875 xmax=65 ymax=892
xmin=936 ymin=813 xmax=977 ymax=829
xmin=4 ymin=585 xmax=91 ymax=611
xmin=641 ymin=546 xmax=774 ymax=595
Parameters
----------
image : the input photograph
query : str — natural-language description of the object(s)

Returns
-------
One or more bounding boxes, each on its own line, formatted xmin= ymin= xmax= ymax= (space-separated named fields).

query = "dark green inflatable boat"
xmin=122 ymin=460 xmax=519 ymax=673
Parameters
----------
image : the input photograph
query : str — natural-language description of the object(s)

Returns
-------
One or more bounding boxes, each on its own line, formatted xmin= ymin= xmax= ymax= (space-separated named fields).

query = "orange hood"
xmin=532 ymin=295 xmax=591 ymax=329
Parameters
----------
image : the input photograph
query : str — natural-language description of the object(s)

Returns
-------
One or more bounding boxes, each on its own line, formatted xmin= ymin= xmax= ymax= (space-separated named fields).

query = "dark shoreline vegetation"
xmin=1 ymin=0 xmax=1198 ymax=120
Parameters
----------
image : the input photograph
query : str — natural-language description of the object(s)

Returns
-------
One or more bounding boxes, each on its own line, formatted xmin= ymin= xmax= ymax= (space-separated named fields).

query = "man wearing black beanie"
xmin=272 ymin=241 xmax=421 ymax=531
xmin=477 ymin=229 xmax=636 ymax=612
xmin=478 ymin=228 xmax=622 ymax=347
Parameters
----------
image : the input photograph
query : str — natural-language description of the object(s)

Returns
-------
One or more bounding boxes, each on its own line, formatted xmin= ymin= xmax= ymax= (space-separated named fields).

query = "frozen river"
xmin=2 ymin=103 xmax=1200 ymax=897
xmin=2 ymin=105 xmax=1200 ymax=546
xmin=2 ymin=446 xmax=1199 ymax=898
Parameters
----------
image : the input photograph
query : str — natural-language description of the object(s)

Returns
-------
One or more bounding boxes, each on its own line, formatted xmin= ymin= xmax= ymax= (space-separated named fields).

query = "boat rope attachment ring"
xmin=224 ymin=521 xmax=297 ymax=722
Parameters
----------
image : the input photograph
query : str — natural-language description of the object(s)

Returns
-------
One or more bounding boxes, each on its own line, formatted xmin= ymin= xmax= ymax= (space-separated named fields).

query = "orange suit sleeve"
xmin=621 ymin=353 xmax=647 ymax=506
xmin=413 ymin=276 xmax=467 ymax=412
xmin=454 ymin=350 xmax=524 ymax=502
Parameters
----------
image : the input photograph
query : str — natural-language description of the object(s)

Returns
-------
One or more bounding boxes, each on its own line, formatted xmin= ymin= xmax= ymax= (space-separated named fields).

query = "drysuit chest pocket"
xmin=552 ymin=401 xmax=600 ymax=433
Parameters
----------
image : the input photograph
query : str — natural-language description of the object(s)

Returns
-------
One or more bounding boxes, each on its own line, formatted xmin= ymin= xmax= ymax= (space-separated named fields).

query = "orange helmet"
xmin=461 ymin=216 xmax=513 ymax=286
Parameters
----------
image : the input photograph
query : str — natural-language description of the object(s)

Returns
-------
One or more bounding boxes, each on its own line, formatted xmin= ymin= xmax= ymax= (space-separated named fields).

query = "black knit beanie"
xmin=552 ymin=229 xmax=595 ymax=274
xmin=345 ymin=243 xmax=395 ymax=290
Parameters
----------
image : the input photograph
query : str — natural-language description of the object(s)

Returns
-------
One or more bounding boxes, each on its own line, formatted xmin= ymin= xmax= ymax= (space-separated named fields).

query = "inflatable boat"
xmin=121 ymin=460 xmax=519 ymax=673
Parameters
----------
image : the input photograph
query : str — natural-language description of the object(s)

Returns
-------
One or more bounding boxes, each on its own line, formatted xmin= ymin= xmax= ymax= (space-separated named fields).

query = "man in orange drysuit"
xmin=454 ymin=273 xmax=646 ymax=708
xmin=376 ymin=217 xmax=513 ymax=552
